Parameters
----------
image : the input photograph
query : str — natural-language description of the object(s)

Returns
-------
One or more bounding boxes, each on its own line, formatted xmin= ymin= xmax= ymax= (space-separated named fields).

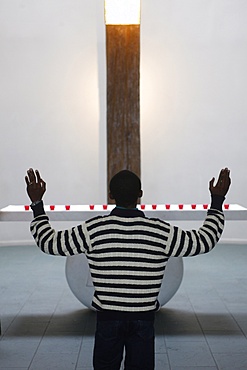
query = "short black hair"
xmin=109 ymin=170 xmax=141 ymax=207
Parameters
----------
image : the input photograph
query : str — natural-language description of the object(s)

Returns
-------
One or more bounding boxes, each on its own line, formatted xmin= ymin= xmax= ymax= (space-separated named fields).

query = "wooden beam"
xmin=106 ymin=25 xmax=140 ymax=200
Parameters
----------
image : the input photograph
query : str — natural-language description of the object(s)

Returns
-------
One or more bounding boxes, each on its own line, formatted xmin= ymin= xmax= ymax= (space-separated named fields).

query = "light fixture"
xmin=104 ymin=0 xmax=141 ymax=25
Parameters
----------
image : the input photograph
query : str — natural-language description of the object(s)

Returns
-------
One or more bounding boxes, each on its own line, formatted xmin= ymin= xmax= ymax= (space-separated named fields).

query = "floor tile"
xmin=29 ymin=351 xmax=78 ymax=370
xmin=213 ymin=353 xmax=247 ymax=370
xmin=167 ymin=341 xmax=216 ymax=367
xmin=205 ymin=331 xmax=247 ymax=354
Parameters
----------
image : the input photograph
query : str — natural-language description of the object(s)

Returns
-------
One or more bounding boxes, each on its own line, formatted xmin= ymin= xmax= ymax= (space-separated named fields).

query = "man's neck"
xmin=116 ymin=204 xmax=137 ymax=210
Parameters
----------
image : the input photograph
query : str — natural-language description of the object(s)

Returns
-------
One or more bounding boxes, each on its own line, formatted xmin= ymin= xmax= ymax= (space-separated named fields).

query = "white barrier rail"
xmin=0 ymin=204 xmax=247 ymax=221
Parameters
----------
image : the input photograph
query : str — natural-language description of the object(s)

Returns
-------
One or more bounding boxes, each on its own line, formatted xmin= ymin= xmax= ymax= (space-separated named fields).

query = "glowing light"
xmin=105 ymin=0 xmax=141 ymax=25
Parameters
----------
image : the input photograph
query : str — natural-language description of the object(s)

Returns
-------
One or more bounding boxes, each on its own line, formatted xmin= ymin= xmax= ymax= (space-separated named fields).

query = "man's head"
xmin=109 ymin=170 xmax=143 ymax=208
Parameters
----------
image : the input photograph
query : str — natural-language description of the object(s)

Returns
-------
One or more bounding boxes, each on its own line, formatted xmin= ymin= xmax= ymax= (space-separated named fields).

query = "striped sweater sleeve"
xmin=30 ymin=215 xmax=88 ymax=256
xmin=166 ymin=208 xmax=225 ymax=257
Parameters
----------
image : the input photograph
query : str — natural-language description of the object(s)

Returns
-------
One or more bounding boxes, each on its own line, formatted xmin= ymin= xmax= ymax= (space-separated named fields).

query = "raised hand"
xmin=25 ymin=168 xmax=46 ymax=203
xmin=209 ymin=168 xmax=231 ymax=197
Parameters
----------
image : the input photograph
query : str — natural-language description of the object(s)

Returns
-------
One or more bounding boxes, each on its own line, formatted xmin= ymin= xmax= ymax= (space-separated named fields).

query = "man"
xmin=25 ymin=167 xmax=231 ymax=370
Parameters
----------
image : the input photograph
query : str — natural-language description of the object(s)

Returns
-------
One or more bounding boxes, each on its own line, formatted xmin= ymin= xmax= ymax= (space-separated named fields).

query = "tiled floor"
xmin=0 ymin=243 xmax=247 ymax=369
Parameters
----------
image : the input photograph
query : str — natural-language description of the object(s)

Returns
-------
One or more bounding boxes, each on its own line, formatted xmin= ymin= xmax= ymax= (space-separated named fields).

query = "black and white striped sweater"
xmin=30 ymin=203 xmax=224 ymax=312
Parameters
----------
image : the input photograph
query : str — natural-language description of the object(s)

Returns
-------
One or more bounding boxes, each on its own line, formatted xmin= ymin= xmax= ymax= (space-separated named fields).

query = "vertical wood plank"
xmin=106 ymin=25 xmax=140 ymax=200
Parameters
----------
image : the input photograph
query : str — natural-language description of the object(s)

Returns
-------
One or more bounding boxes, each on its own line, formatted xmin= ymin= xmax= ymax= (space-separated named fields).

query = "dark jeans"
xmin=93 ymin=318 xmax=155 ymax=370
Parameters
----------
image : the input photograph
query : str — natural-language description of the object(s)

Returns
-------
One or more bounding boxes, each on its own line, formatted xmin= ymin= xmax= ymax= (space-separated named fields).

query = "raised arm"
xmin=166 ymin=168 xmax=231 ymax=257
xmin=25 ymin=168 xmax=88 ymax=256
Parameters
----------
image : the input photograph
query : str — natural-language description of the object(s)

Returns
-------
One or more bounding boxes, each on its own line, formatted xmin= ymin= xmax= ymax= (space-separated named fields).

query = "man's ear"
xmin=109 ymin=192 xmax=115 ymax=200
xmin=139 ymin=190 xmax=143 ymax=198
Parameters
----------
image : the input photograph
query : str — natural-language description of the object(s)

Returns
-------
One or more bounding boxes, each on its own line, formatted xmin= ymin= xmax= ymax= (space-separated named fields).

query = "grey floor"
xmin=0 ymin=244 xmax=247 ymax=370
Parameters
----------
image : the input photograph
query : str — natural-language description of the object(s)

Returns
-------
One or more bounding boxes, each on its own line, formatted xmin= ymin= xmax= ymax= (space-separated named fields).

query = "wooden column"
xmin=106 ymin=25 xmax=140 ymax=199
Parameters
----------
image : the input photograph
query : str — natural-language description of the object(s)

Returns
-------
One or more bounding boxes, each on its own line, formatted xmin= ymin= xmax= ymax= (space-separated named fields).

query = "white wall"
xmin=1 ymin=0 xmax=247 ymax=244
xmin=0 ymin=0 xmax=107 ymax=243
xmin=140 ymin=0 xmax=247 ymax=241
